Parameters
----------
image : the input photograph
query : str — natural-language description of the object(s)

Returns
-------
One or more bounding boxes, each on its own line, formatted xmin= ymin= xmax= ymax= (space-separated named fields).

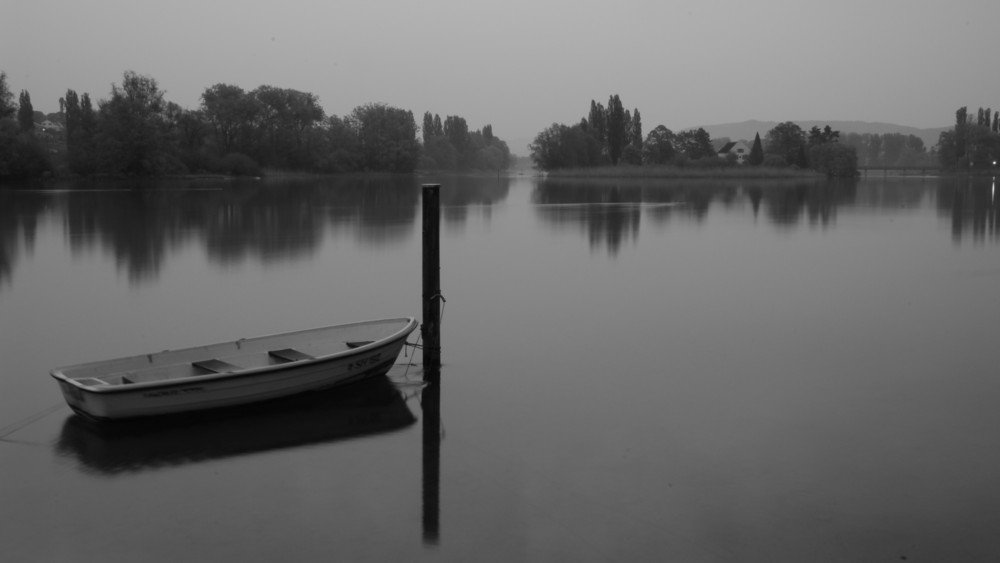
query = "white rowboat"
xmin=51 ymin=317 xmax=418 ymax=421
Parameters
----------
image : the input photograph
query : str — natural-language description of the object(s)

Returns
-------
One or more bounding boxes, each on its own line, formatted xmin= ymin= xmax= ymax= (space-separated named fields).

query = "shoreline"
xmin=545 ymin=165 xmax=826 ymax=179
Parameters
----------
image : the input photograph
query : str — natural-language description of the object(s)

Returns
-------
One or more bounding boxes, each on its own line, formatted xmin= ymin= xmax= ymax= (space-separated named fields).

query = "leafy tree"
xmin=418 ymin=114 xmax=508 ymax=171
xmin=315 ymin=114 xmax=362 ymax=172
xmin=0 ymin=121 xmax=52 ymax=180
xmin=95 ymin=70 xmax=178 ymax=174
xmin=171 ymin=106 xmax=208 ymax=152
xmin=587 ymin=100 xmax=606 ymax=145
xmin=0 ymin=76 xmax=51 ymax=180
xmin=0 ymin=72 xmax=14 ymax=119
xmin=443 ymin=115 xmax=469 ymax=158
xmin=421 ymin=135 xmax=458 ymax=169
xmin=351 ymin=103 xmax=420 ymax=172
xmin=807 ymin=125 xmax=839 ymax=145
xmin=620 ymin=144 xmax=642 ymax=165
xmin=748 ymin=132 xmax=764 ymax=165
xmin=606 ymin=94 xmax=626 ymax=164
xmin=964 ymin=122 xmax=999 ymax=167
xmin=676 ymin=128 xmax=714 ymax=159
xmin=472 ymin=140 xmax=510 ymax=170
xmin=808 ymin=143 xmax=857 ymax=177
xmin=867 ymin=133 xmax=883 ymax=166
xmin=937 ymin=130 xmax=957 ymax=168
xmin=881 ymin=133 xmax=906 ymax=165
xmin=201 ymin=83 xmax=257 ymax=156
xmin=530 ymin=123 xmax=601 ymax=170
xmin=250 ymin=85 xmax=324 ymax=168
xmin=765 ymin=121 xmax=805 ymax=165
xmin=795 ymin=144 xmax=809 ymax=168
xmin=468 ymin=126 xmax=510 ymax=170
xmin=17 ymin=91 xmax=33 ymax=133
xmin=642 ymin=125 xmax=676 ymax=164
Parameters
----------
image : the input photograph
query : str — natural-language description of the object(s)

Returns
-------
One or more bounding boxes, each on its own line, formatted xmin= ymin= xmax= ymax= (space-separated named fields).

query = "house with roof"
xmin=39 ymin=120 xmax=64 ymax=132
xmin=718 ymin=141 xmax=751 ymax=164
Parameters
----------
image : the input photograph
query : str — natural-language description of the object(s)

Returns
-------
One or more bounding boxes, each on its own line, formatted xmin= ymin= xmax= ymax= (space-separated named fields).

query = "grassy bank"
xmin=546 ymin=165 xmax=824 ymax=179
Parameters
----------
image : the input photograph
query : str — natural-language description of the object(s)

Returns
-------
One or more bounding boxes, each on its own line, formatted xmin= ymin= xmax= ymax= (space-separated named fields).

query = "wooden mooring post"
xmin=421 ymin=184 xmax=442 ymax=544
xmin=422 ymin=184 xmax=441 ymax=370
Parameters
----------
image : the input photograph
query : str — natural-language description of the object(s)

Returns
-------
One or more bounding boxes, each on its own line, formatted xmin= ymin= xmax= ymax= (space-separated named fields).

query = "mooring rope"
xmin=0 ymin=402 xmax=65 ymax=442
xmin=401 ymin=293 xmax=446 ymax=381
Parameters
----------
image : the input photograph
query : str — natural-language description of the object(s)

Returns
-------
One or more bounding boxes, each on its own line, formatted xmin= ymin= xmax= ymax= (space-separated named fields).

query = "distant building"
xmin=39 ymin=120 xmax=64 ymax=132
xmin=718 ymin=141 xmax=751 ymax=164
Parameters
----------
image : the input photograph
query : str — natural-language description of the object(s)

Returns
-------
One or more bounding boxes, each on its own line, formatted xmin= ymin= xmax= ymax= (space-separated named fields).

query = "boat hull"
xmin=51 ymin=318 xmax=417 ymax=421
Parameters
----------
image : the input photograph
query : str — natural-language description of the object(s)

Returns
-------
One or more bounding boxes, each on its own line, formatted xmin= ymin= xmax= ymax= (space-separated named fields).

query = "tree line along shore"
xmin=528 ymin=95 xmax=998 ymax=178
xmin=0 ymin=70 xmax=511 ymax=182
xmin=2 ymin=72 xmax=997 ymax=183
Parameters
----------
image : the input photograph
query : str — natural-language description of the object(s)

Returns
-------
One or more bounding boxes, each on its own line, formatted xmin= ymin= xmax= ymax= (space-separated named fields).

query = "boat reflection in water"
xmin=56 ymin=374 xmax=416 ymax=476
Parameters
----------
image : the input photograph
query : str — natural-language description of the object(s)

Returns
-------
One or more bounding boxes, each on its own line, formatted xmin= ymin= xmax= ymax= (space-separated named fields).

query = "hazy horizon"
xmin=4 ymin=0 xmax=996 ymax=146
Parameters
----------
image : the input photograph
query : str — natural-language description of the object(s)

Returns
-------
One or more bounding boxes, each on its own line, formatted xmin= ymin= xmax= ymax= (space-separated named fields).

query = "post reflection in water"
xmin=421 ymin=366 xmax=442 ymax=546
xmin=56 ymin=374 xmax=415 ymax=476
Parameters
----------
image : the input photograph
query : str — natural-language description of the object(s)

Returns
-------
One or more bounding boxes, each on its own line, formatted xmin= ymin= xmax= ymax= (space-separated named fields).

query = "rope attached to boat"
xmin=401 ymin=292 xmax=446 ymax=381
xmin=0 ymin=402 xmax=65 ymax=442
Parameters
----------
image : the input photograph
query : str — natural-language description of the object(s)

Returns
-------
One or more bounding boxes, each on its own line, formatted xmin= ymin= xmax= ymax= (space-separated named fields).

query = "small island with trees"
xmin=530 ymin=94 xmax=865 ymax=179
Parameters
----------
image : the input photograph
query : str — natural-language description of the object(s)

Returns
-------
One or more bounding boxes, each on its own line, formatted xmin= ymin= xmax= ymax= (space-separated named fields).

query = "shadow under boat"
xmin=56 ymin=374 xmax=416 ymax=475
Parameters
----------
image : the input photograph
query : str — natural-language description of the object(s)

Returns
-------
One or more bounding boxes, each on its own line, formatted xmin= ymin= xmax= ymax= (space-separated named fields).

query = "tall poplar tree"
xmin=623 ymin=110 xmax=632 ymax=147
xmin=587 ymin=100 xmax=606 ymax=144
xmin=0 ymin=71 xmax=14 ymax=119
xmin=748 ymin=132 xmax=764 ymax=165
xmin=631 ymin=108 xmax=642 ymax=147
xmin=17 ymin=90 xmax=34 ymax=133
xmin=606 ymin=94 xmax=626 ymax=165
xmin=422 ymin=111 xmax=435 ymax=143
xmin=955 ymin=106 xmax=967 ymax=159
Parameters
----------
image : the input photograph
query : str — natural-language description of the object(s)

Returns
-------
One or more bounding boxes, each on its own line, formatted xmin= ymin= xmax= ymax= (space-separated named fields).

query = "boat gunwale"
xmin=50 ymin=317 xmax=417 ymax=395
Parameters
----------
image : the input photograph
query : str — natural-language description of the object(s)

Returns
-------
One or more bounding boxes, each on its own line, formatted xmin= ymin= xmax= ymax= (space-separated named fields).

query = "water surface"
xmin=2 ymin=174 xmax=999 ymax=562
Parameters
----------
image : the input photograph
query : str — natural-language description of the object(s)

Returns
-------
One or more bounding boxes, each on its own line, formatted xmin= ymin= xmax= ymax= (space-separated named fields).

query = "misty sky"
xmin=4 ymin=0 xmax=999 ymax=150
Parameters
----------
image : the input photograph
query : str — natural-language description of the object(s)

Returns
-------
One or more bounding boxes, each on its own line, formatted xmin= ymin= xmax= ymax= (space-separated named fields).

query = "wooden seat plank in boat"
xmin=268 ymin=348 xmax=315 ymax=362
xmin=192 ymin=359 xmax=241 ymax=374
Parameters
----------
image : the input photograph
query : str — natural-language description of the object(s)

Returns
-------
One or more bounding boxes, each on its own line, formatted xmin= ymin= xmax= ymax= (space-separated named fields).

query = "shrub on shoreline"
xmin=545 ymin=164 xmax=823 ymax=179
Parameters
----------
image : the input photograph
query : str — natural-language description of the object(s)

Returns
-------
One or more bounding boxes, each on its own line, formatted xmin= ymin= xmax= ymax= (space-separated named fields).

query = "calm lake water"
xmin=2 ymin=174 xmax=999 ymax=562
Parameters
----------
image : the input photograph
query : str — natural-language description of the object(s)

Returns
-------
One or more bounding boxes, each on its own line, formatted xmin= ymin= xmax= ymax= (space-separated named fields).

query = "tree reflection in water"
xmin=1 ymin=175 xmax=998 ymax=288
xmin=533 ymin=177 xmax=865 ymax=256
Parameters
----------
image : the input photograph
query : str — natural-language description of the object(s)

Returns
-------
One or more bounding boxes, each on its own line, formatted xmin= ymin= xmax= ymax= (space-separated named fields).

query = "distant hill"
xmin=688 ymin=120 xmax=950 ymax=150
